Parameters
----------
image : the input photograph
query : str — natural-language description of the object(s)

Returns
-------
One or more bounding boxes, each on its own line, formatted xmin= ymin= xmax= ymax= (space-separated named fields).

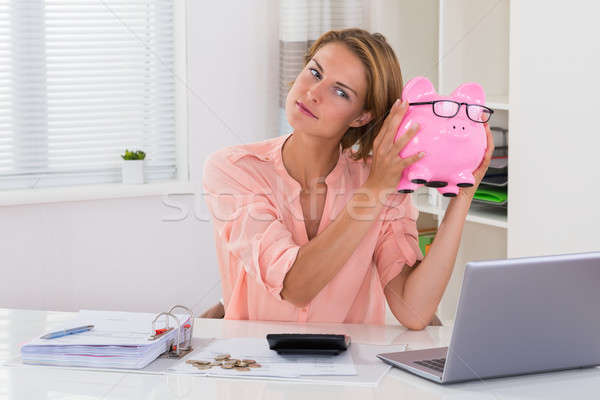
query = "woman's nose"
xmin=307 ymin=82 xmax=323 ymax=104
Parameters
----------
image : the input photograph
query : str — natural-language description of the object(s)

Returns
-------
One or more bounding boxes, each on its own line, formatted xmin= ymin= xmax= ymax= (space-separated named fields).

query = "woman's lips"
xmin=296 ymin=101 xmax=317 ymax=119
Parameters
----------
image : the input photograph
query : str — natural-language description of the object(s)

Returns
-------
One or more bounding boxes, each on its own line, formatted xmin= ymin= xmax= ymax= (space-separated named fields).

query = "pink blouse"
xmin=202 ymin=132 xmax=423 ymax=325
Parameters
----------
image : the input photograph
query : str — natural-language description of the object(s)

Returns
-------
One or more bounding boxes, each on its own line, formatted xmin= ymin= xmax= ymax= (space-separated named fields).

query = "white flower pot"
xmin=121 ymin=160 xmax=145 ymax=184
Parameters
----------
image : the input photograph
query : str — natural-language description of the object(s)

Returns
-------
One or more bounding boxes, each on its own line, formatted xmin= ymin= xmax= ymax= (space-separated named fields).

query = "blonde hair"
xmin=303 ymin=28 xmax=403 ymax=162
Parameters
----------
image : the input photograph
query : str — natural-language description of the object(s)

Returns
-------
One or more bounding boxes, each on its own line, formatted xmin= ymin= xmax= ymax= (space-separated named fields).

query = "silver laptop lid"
xmin=443 ymin=251 xmax=600 ymax=383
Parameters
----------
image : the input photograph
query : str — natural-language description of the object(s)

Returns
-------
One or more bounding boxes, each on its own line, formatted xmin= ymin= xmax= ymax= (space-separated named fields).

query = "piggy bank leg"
xmin=424 ymin=180 xmax=448 ymax=188
xmin=438 ymin=184 xmax=459 ymax=197
xmin=455 ymin=171 xmax=475 ymax=188
xmin=407 ymin=164 xmax=432 ymax=185
xmin=396 ymin=177 xmax=419 ymax=193
xmin=396 ymin=165 xmax=419 ymax=193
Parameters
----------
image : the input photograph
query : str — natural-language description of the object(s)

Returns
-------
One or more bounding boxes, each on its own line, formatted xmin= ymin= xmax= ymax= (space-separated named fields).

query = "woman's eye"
xmin=335 ymin=88 xmax=348 ymax=99
xmin=308 ymin=67 xmax=348 ymax=99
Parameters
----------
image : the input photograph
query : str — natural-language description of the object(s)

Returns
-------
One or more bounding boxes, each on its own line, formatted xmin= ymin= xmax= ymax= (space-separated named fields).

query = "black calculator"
xmin=266 ymin=333 xmax=351 ymax=355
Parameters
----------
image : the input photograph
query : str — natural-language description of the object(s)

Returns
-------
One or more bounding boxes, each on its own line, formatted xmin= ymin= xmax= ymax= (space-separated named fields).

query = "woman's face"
xmin=285 ymin=42 xmax=372 ymax=140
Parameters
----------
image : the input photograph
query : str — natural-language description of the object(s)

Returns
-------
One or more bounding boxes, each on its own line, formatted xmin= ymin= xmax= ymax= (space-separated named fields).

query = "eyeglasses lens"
xmin=433 ymin=101 xmax=459 ymax=117
xmin=467 ymin=105 xmax=491 ymax=123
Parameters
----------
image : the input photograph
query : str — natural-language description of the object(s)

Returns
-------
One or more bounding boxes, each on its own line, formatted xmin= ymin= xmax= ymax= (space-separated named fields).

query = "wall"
xmin=366 ymin=0 xmax=439 ymax=89
xmin=508 ymin=1 xmax=600 ymax=257
xmin=0 ymin=0 xmax=280 ymax=315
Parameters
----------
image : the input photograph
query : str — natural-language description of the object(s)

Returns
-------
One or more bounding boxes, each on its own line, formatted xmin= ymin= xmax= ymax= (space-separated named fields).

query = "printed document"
xmin=170 ymin=337 xmax=356 ymax=378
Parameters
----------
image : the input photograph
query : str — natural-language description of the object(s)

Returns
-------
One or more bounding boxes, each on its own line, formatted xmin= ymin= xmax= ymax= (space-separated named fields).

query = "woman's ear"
xmin=349 ymin=110 xmax=373 ymax=128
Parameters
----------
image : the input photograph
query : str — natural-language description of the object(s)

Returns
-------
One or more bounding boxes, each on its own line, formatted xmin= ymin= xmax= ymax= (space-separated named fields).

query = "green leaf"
xmin=121 ymin=149 xmax=146 ymax=160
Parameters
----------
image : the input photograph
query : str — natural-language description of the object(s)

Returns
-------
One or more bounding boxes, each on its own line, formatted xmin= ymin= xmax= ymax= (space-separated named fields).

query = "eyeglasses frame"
xmin=408 ymin=100 xmax=494 ymax=123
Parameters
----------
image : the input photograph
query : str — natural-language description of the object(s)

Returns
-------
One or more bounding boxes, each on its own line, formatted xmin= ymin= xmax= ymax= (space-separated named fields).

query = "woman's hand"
xmin=457 ymin=122 xmax=495 ymax=200
xmin=364 ymin=99 xmax=424 ymax=195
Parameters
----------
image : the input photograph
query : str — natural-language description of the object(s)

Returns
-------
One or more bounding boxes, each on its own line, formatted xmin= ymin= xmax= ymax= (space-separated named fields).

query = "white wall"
xmin=366 ymin=0 xmax=439 ymax=89
xmin=0 ymin=0 xmax=280 ymax=315
xmin=508 ymin=1 xmax=600 ymax=257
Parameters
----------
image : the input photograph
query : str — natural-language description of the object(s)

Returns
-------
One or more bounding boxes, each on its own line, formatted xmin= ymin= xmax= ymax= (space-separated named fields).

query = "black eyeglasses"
xmin=409 ymin=101 xmax=494 ymax=123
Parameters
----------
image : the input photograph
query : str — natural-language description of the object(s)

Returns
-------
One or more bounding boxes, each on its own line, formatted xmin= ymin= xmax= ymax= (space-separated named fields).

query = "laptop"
xmin=377 ymin=251 xmax=600 ymax=384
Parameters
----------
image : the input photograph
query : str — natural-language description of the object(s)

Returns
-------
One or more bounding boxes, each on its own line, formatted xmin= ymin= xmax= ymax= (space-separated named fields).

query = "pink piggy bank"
xmin=394 ymin=76 xmax=491 ymax=197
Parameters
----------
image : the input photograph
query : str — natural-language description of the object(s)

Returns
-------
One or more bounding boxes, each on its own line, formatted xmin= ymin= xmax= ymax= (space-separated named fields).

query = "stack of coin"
xmin=185 ymin=359 xmax=211 ymax=370
xmin=185 ymin=354 xmax=262 ymax=372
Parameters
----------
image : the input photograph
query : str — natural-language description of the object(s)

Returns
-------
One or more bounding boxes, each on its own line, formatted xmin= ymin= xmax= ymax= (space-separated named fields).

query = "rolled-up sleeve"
xmin=373 ymin=193 xmax=424 ymax=288
xmin=202 ymin=151 xmax=300 ymax=301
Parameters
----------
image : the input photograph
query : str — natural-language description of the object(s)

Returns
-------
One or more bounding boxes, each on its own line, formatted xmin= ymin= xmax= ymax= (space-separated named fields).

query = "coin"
xmin=194 ymin=364 xmax=211 ymax=370
xmin=210 ymin=354 xmax=261 ymax=370
xmin=186 ymin=359 xmax=210 ymax=365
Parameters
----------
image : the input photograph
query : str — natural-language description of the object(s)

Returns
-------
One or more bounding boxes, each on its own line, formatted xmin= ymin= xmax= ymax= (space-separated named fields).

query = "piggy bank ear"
xmin=450 ymin=82 xmax=486 ymax=105
xmin=402 ymin=77 xmax=437 ymax=103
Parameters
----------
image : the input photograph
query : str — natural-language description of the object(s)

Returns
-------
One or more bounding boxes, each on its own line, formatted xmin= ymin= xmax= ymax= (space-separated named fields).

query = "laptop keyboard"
xmin=415 ymin=358 xmax=446 ymax=373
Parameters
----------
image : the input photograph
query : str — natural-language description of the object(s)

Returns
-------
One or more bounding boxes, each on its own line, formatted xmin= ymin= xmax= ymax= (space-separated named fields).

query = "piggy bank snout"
xmin=449 ymin=121 xmax=467 ymax=131
xmin=444 ymin=119 xmax=476 ymax=137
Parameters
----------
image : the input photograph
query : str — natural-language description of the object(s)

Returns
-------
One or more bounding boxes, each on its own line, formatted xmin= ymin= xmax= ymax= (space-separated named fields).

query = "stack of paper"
xmin=21 ymin=310 xmax=189 ymax=369
xmin=169 ymin=337 xmax=408 ymax=386
xmin=170 ymin=337 xmax=357 ymax=378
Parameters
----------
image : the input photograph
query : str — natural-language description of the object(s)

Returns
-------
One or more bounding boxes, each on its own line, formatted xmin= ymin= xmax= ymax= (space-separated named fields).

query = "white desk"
xmin=1 ymin=308 xmax=599 ymax=399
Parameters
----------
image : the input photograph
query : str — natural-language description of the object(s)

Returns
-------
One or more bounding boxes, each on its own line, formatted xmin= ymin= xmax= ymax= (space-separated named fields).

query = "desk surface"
xmin=0 ymin=308 xmax=598 ymax=399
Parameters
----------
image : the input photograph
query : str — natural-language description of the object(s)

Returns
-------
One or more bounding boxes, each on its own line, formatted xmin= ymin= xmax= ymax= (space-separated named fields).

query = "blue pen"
xmin=40 ymin=325 xmax=94 ymax=340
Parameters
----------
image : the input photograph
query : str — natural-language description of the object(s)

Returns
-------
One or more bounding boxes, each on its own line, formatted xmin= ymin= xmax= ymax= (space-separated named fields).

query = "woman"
xmin=202 ymin=28 xmax=493 ymax=329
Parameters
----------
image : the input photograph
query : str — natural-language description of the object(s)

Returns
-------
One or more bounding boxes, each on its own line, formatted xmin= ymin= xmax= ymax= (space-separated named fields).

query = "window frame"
xmin=0 ymin=0 xmax=190 ymax=206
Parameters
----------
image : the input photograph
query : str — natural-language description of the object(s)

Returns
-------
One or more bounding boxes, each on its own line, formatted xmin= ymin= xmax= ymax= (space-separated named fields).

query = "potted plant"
xmin=121 ymin=149 xmax=146 ymax=184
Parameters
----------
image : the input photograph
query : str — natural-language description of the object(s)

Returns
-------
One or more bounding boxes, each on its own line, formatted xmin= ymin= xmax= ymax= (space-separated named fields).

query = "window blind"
xmin=0 ymin=0 xmax=176 ymax=190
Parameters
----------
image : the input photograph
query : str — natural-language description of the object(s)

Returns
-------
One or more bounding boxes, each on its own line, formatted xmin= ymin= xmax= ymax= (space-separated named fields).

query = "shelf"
xmin=413 ymin=190 xmax=439 ymax=216
xmin=486 ymin=100 xmax=509 ymax=111
xmin=466 ymin=203 xmax=507 ymax=229
xmin=413 ymin=190 xmax=507 ymax=229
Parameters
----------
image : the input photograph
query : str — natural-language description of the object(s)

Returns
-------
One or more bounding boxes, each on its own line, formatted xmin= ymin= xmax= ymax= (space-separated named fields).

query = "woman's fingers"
xmin=373 ymin=100 xmax=399 ymax=150
xmin=391 ymin=123 xmax=423 ymax=170
xmin=483 ymin=123 xmax=495 ymax=162
xmin=473 ymin=123 xmax=495 ymax=177
xmin=399 ymin=151 xmax=425 ymax=169
xmin=379 ymin=99 xmax=403 ymax=134
xmin=374 ymin=99 xmax=408 ymax=152
xmin=386 ymin=100 xmax=409 ymax=145
xmin=391 ymin=122 xmax=420 ymax=154
xmin=479 ymin=124 xmax=494 ymax=166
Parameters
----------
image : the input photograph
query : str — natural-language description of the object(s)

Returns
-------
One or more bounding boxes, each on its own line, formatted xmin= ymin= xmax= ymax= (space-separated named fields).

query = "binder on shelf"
xmin=418 ymin=229 xmax=437 ymax=256
xmin=474 ymin=126 xmax=508 ymax=209
xmin=480 ymin=175 xmax=507 ymax=187
xmin=20 ymin=305 xmax=195 ymax=369
xmin=473 ymin=186 xmax=507 ymax=206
